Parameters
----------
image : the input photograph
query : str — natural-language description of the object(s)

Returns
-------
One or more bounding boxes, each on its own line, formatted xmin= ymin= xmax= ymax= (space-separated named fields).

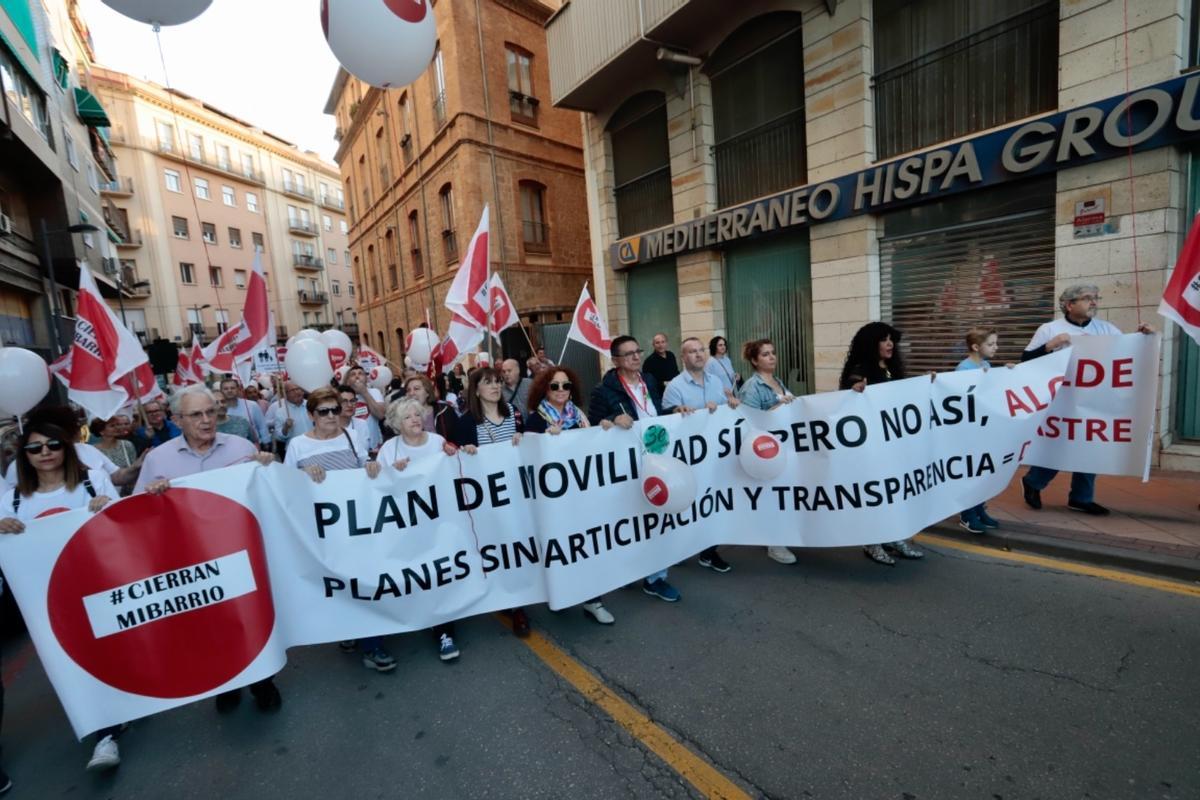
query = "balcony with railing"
xmin=442 ymin=230 xmax=459 ymax=264
xmin=614 ymin=167 xmax=673 ymax=237
xmin=101 ymin=176 xmax=134 ymax=196
xmin=293 ymin=254 xmax=325 ymax=271
xmin=115 ymin=229 xmax=143 ymax=248
xmin=282 ymin=180 xmax=315 ymax=201
xmin=121 ymin=265 xmax=151 ymax=297
xmin=288 ymin=217 xmax=318 ymax=236
xmin=319 ymin=193 xmax=345 ymax=212
xmin=714 ymin=107 xmax=807 ymax=208
xmin=102 ymin=198 xmax=131 ymax=243
xmin=298 ymin=290 xmax=329 ymax=305
xmin=154 ymin=139 xmax=265 ymax=184
xmin=522 ymin=221 xmax=551 ymax=254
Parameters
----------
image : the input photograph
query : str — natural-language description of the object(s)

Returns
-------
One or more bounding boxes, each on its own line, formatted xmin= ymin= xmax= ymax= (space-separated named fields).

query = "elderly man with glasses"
xmin=1019 ymin=283 xmax=1155 ymax=516
xmin=134 ymin=384 xmax=281 ymax=712
xmin=134 ymin=400 xmax=181 ymax=448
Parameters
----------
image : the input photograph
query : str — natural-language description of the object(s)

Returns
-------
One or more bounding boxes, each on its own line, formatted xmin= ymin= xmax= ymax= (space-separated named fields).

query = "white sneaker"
xmin=766 ymin=546 xmax=797 ymax=564
xmin=86 ymin=735 xmax=120 ymax=772
xmin=582 ymin=601 xmax=615 ymax=625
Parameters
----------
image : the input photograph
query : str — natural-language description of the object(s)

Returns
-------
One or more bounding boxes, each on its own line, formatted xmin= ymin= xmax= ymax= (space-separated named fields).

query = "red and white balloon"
xmin=641 ymin=454 xmax=697 ymax=515
xmin=738 ymin=429 xmax=787 ymax=481
xmin=368 ymin=366 xmax=393 ymax=390
xmin=101 ymin=0 xmax=212 ymax=26
xmin=321 ymin=0 xmax=438 ymax=89
xmin=405 ymin=328 xmax=439 ymax=368
xmin=321 ymin=329 xmax=355 ymax=370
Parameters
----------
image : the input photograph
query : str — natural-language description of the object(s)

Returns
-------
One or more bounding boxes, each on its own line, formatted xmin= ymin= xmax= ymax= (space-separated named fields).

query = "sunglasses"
xmin=549 ymin=382 xmax=573 ymax=391
xmin=23 ymin=440 xmax=65 ymax=454
xmin=314 ymin=406 xmax=341 ymax=417
xmin=617 ymin=349 xmax=643 ymax=358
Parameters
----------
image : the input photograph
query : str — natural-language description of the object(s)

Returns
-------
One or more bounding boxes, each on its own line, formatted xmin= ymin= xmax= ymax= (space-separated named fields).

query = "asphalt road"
xmin=2 ymin=540 xmax=1197 ymax=799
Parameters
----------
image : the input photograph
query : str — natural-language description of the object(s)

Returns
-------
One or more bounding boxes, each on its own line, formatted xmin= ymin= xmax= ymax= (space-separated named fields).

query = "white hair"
xmin=169 ymin=383 xmax=216 ymax=415
xmin=385 ymin=397 xmax=426 ymax=432
xmin=1059 ymin=283 xmax=1100 ymax=312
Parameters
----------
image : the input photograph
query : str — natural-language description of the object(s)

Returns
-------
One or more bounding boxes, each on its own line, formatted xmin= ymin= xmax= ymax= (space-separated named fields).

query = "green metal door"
xmin=626 ymin=259 xmax=681 ymax=355
xmin=724 ymin=234 xmax=814 ymax=395
xmin=1177 ymin=151 xmax=1200 ymax=440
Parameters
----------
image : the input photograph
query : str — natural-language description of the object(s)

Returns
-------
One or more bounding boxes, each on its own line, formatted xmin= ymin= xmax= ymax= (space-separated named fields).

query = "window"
xmin=180 ymin=262 xmax=196 ymax=283
xmin=439 ymin=184 xmax=458 ymax=263
xmin=164 ymin=169 xmax=182 ymax=193
xmin=432 ymin=44 xmax=447 ymax=127
xmin=187 ymin=307 xmax=203 ymax=331
xmin=216 ymin=143 xmax=232 ymax=170
xmin=388 ymin=262 xmax=398 ymax=291
xmin=65 ymin=134 xmax=78 ymax=169
xmin=344 ymin=249 xmax=351 ymax=265
xmin=172 ymin=216 xmax=189 ymax=238
xmin=1 ymin=48 xmax=52 ymax=141
xmin=252 ymin=232 xmax=265 ymax=252
xmin=608 ymin=92 xmax=672 ymax=236
xmin=234 ymin=269 xmax=247 ymax=288
xmin=332 ymin=280 xmax=341 ymax=296
xmin=86 ymin=162 xmax=99 ymax=194
xmin=408 ymin=210 xmax=423 ymax=278
xmin=246 ymin=192 xmax=259 ymax=212
xmin=398 ymin=94 xmax=415 ymax=163
xmin=194 ymin=177 xmax=210 ymax=200
xmin=242 ymin=152 xmax=256 ymax=179
xmin=323 ymin=214 xmax=333 ymax=231
xmin=708 ymin=13 xmax=806 ymax=207
xmin=228 ymin=227 xmax=242 ymax=248
xmin=202 ymin=222 xmax=217 ymax=244
xmin=873 ymin=0 xmax=1058 ymax=159
xmin=327 ymin=248 xmax=337 ymax=265
xmin=376 ymin=126 xmax=391 ymax=186
xmin=209 ymin=266 xmax=223 ymax=287
xmin=348 ymin=282 xmax=355 ymax=297
xmin=222 ymin=185 xmax=236 ymax=206
xmin=188 ymin=132 xmax=204 ymax=161
xmin=157 ymin=120 xmax=175 ymax=152
xmin=215 ymin=309 xmax=230 ymax=333
xmin=519 ymin=181 xmax=549 ymax=253
xmin=506 ymin=45 xmax=538 ymax=125
xmin=340 ymin=220 xmax=349 ymax=234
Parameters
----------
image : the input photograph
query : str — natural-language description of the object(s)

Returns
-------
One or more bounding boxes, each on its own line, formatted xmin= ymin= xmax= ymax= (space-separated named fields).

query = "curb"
xmin=925 ymin=518 xmax=1200 ymax=584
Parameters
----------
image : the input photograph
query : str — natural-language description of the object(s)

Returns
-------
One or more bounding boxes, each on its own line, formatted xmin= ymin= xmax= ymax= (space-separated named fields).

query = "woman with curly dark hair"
xmin=839 ymin=322 xmax=924 ymax=565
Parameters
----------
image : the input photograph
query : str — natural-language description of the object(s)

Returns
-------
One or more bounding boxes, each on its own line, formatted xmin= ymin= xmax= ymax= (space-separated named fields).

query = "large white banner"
xmin=0 ymin=336 xmax=1158 ymax=737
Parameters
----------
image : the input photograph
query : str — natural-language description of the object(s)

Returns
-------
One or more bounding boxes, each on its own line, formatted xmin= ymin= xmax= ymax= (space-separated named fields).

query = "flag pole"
xmin=558 ymin=280 xmax=588 ymax=364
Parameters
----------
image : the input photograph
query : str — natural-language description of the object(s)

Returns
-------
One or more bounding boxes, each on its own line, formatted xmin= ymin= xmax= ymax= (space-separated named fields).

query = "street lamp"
xmin=191 ymin=303 xmax=211 ymax=343
xmin=112 ymin=271 xmax=151 ymax=330
xmin=39 ymin=220 xmax=100 ymax=359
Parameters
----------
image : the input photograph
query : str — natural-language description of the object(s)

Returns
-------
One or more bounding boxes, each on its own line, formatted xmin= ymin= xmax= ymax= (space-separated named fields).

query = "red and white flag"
xmin=438 ymin=313 xmax=484 ymax=373
xmin=200 ymin=324 xmax=241 ymax=375
xmin=486 ymin=273 xmax=519 ymax=339
xmin=202 ymin=251 xmax=273 ymax=375
xmin=115 ymin=362 xmax=164 ymax=404
xmin=1160 ymin=212 xmax=1200 ymax=345
xmin=173 ymin=338 xmax=205 ymax=386
xmin=49 ymin=265 xmax=150 ymax=418
xmin=445 ymin=205 xmax=490 ymax=330
xmin=565 ymin=285 xmax=612 ymax=355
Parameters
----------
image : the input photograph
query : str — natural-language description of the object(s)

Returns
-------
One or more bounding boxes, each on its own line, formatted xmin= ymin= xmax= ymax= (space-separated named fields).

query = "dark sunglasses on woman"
xmin=549 ymin=382 xmax=573 ymax=391
xmin=313 ymin=406 xmax=340 ymax=417
xmin=23 ymin=440 xmax=65 ymax=454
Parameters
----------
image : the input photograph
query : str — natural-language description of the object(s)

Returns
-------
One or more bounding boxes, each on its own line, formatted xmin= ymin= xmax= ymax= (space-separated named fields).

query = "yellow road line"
xmin=916 ymin=533 xmax=1200 ymax=599
xmin=497 ymin=615 xmax=750 ymax=799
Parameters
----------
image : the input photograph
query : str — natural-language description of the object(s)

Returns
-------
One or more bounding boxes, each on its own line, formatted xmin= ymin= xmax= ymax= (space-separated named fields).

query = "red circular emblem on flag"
xmin=751 ymin=435 xmax=780 ymax=460
xmin=46 ymin=489 xmax=274 ymax=698
xmin=643 ymin=476 xmax=669 ymax=507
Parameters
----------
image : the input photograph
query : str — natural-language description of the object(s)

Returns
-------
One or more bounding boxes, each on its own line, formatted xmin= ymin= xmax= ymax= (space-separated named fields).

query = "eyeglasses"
xmin=181 ymin=409 xmax=218 ymax=420
xmin=549 ymin=382 xmax=573 ymax=391
xmin=1072 ymin=295 xmax=1101 ymax=303
xmin=617 ymin=349 xmax=643 ymax=358
xmin=23 ymin=440 xmax=65 ymax=454
xmin=314 ymin=406 xmax=341 ymax=417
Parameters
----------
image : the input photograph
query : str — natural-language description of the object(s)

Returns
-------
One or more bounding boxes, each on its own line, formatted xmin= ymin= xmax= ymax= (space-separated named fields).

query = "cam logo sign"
xmin=617 ymin=237 xmax=640 ymax=266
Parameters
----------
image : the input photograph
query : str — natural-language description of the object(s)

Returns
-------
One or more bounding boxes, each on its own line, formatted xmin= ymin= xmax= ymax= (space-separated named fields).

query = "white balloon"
xmin=321 ymin=329 xmax=355 ymax=369
xmin=738 ymin=429 xmax=788 ymax=481
xmin=294 ymin=329 xmax=322 ymax=343
xmin=101 ymin=0 xmax=212 ymax=26
xmin=0 ymin=348 xmax=51 ymax=416
xmin=641 ymin=453 xmax=696 ymax=515
xmin=368 ymin=365 xmax=393 ymax=390
xmin=333 ymin=365 xmax=351 ymax=384
xmin=405 ymin=328 xmax=438 ymax=366
xmin=403 ymin=356 xmax=413 ymax=368
xmin=476 ymin=351 xmax=491 ymax=366
xmin=284 ymin=339 xmax=334 ymax=392
xmin=322 ymin=0 xmax=438 ymax=89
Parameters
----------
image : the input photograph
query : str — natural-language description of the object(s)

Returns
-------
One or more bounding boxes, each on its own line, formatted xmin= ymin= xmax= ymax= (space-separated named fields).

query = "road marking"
xmin=917 ymin=533 xmax=1200 ymax=599
xmin=497 ymin=615 xmax=750 ymax=799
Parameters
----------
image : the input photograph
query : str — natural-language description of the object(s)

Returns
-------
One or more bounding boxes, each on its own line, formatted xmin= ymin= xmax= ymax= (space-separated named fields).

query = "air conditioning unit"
xmin=101 ymin=257 xmax=118 ymax=275
xmin=0 ymin=214 xmax=12 ymax=236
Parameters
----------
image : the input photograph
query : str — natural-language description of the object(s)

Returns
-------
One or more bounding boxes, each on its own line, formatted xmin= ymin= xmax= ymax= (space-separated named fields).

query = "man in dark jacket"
xmin=588 ymin=335 xmax=682 ymax=603
xmin=642 ymin=333 xmax=679 ymax=387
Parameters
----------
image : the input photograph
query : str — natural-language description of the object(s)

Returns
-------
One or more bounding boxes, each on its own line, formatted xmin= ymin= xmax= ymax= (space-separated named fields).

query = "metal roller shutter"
xmin=880 ymin=208 xmax=1056 ymax=374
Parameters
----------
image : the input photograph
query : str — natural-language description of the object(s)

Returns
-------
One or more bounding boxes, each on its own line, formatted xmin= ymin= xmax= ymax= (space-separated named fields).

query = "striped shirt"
xmin=284 ymin=429 xmax=367 ymax=472
xmin=475 ymin=414 xmax=517 ymax=445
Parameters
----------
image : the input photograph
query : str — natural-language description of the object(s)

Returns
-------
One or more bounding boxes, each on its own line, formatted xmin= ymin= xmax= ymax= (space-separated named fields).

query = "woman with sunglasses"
xmin=0 ymin=416 xmax=121 ymax=777
xmin=452 ymin=367 xmax=532 ymax=637
xmin=283 ymin=387 xmax=392 ymax=672
xmin=525 ymin=367 xmax=617 ymax=625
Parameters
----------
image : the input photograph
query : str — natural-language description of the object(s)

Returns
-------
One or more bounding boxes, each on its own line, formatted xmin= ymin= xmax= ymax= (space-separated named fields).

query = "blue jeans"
xmin=645 ymin=570 xmax=668 ymax=583
xmin=1024 ymin=466 xmax=1096 ymax=504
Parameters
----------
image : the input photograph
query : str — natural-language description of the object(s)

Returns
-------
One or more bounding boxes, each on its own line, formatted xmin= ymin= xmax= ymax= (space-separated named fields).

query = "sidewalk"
xmin=927 ymin=469 xmax=1200 ymax=581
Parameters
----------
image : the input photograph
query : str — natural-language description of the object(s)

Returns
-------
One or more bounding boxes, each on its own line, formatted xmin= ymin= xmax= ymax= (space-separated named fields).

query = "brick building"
xmin=324 ymin=0 xmax=589 ymax=364
xmin=547 ymin=0 xmax=1200 ymax=471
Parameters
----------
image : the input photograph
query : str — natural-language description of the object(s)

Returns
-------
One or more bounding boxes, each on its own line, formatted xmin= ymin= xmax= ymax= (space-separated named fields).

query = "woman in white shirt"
xmin=0 ymin=418 xmax=120 ymax=776
xmin=377 ymin=397 xmax=461 ymax=662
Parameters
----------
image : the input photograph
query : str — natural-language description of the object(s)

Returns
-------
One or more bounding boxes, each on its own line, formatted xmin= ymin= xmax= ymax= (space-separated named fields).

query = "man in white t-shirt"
xmin=345 ymin=364 xmax=385 ymax=451
xmin=1019 ymin=283 xmax=1155 ymax=515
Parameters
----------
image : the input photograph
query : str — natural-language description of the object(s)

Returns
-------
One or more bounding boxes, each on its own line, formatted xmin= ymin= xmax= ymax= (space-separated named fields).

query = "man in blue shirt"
xmin=135 ymin=399 xmax=181 ymax=448
xmin=663 ymin=337 xmax=739 ymax=574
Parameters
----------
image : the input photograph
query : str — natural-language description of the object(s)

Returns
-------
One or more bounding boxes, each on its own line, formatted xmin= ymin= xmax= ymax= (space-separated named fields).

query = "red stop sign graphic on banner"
xmin=751 ymin=435 xmax=780 ymax=460
xmin=47 ymin=489 xmax=274 ymax=699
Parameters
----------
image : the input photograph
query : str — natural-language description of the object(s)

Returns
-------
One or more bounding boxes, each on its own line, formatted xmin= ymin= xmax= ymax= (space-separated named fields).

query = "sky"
xmin=78 ymin=0 xmax=342 ymax=162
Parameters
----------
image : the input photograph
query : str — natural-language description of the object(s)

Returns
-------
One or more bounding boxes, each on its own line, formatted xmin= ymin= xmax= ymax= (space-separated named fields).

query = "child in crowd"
xmin=956 ymin=326 xmax=1002 ymax=534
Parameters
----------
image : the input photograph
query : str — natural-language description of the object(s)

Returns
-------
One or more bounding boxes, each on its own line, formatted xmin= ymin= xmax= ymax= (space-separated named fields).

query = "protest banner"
xmin=0 ymin=336 xmax=1158 ymax=737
